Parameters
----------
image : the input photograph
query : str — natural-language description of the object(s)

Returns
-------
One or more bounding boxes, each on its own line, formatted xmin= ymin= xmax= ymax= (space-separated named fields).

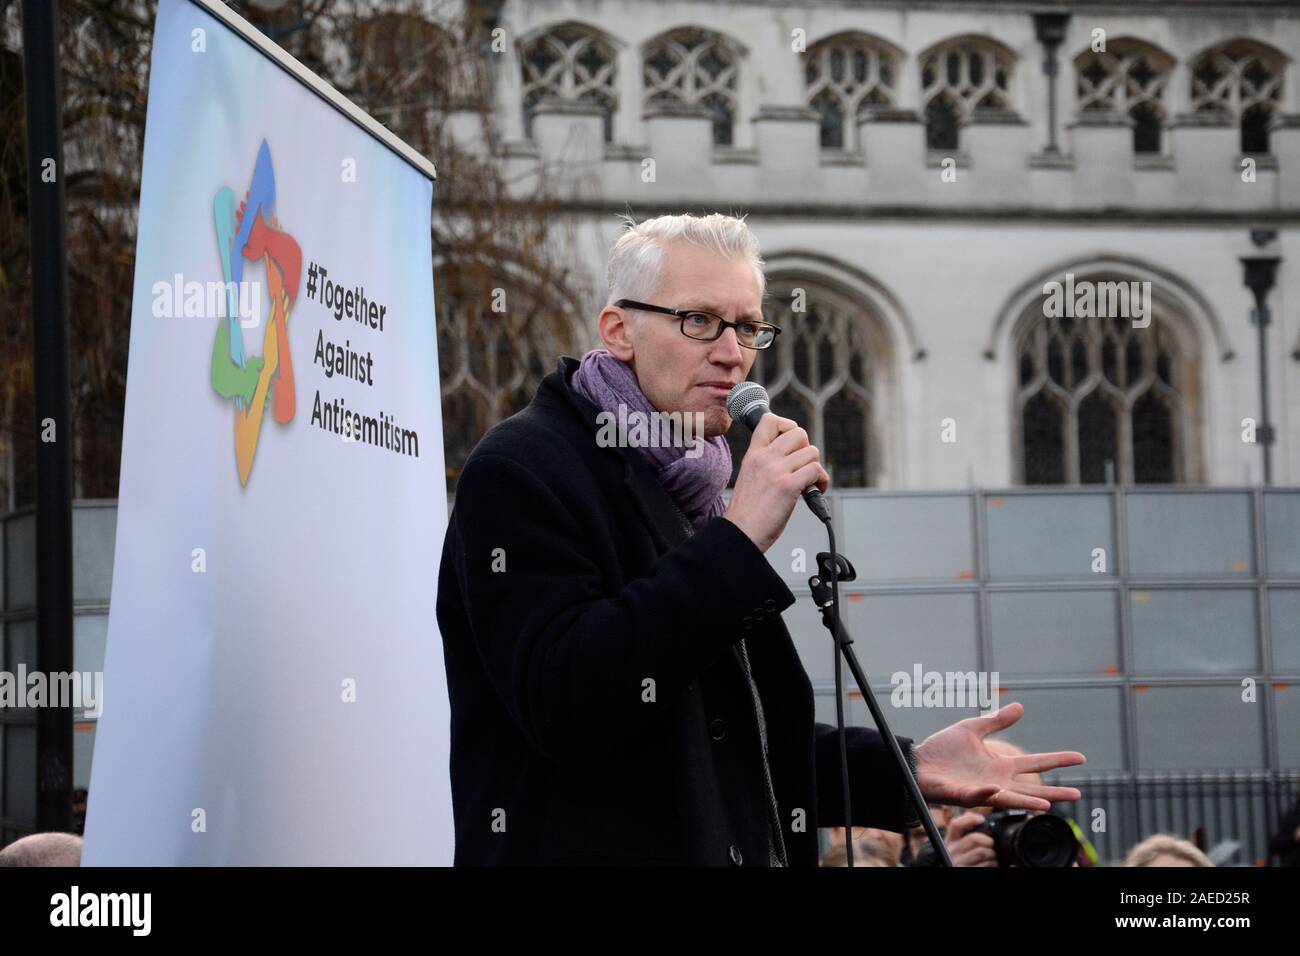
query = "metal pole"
xmin=21 ymin=0 xmax=74 ymax=834
xmin=1033 ymin=13 xmax=1071 ymax=156
xmin=1240 ymin=253 xmax=1280 ymax=487
xmin=1256 ymin=302 xmax=1272 ymax=485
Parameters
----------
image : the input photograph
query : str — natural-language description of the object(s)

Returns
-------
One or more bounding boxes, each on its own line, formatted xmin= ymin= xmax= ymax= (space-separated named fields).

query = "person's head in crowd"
xmin=1124 ymin=834 xmax=1214 ymax=868
xmin=903 ymin=805 xmax=949 ymax=863
xmin=0 ymin=832 xmax=83 ymax=867
xmin=821 ymin=825 xmax=902 ymax=866
xmin=819 ymin=840 xmax=894 ymax=867
xmin=856 ymin=828 xmax=903 ymax=866
xmin=823 ymin=824 xmax=868 ymax=847
xmin=599 ymin=213 xmax=766 ymax=438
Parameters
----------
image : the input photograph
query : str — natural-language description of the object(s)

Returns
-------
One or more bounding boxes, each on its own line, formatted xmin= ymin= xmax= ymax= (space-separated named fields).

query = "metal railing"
xmin=1050 ymin=770 xmax=1300 ymax=865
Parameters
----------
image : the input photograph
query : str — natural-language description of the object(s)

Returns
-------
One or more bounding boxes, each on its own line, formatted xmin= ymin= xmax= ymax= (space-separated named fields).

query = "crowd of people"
xmin=5 ymin=737 xmax=1295 ymax=867
xmin=818 ymin=737 xmax=1298 ymax=868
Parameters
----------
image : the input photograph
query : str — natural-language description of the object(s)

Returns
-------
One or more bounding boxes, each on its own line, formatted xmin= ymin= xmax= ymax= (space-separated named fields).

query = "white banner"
xmin=84 ymin=0 xmax=451 ymax=864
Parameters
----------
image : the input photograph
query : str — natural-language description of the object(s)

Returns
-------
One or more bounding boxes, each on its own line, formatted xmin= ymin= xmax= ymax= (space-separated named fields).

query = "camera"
xmin=909 ymin=809 xmax=1078 ymax=867
xmin=977 ymin=809 xmax=1078 ymax=867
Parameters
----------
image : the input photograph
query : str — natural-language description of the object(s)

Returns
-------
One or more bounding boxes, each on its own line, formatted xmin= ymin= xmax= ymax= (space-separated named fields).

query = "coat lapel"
xmin=621 ymin=454 xmax=693 ymax=555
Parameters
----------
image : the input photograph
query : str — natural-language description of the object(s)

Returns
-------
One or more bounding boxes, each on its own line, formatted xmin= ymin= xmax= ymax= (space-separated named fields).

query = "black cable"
xmin=824 ymin=516 xmax=853 ymax=867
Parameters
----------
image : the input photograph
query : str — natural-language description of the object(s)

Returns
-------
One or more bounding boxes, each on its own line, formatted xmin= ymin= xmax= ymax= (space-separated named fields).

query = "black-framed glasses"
xmin=614 ymin=299 xmax=781 ymax=350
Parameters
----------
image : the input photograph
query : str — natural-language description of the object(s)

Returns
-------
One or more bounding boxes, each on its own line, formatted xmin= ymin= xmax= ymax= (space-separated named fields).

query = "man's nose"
xmin=709 ymin=326 xmax=744 ymax=365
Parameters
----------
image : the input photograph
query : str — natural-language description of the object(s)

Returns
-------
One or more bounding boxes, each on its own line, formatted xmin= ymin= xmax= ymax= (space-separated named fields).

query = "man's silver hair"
xmin=605 ymin=212 xmax=767 ymax=312
xmin=0 ymin=832 xmax=83 ymax=867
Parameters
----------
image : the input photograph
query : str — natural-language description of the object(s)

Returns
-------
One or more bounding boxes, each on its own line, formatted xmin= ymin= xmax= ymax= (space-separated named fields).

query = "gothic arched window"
xmin=437 ymin=267 xmax=577 ymax=490
xmin=803 ymin=33 xmax=900 ymax=151
xmin=920 ymin=37 xmax=1016 ymax=151
xmin=726 ymin=280 xmax=888 ymax=488
xmin=1015 ymin=283 xmax=1197 ymax=485
xmin=1190 ymin=39 xmax=1286 ymax=154
xmin=520 ymin=23 xmax=619 ymax=142
xmin=643 ymin=27 xmax=741 ymax=146
xmin=1075 ymin=40 xmax=1174 ymax=154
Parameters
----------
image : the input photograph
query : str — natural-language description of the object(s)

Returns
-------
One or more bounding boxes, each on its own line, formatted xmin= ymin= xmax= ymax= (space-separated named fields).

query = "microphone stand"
xmin=808 ymin=547 xmax=954 ymax=867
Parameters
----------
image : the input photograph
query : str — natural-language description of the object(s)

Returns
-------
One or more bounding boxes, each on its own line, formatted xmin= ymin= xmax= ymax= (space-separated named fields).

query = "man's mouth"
xmin=697 ymin=381 xmax=736 ymax=398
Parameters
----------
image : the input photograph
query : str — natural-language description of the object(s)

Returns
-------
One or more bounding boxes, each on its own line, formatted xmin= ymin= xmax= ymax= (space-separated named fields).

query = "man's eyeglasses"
xmin=614 ymin=299 xmax=781 ymax=350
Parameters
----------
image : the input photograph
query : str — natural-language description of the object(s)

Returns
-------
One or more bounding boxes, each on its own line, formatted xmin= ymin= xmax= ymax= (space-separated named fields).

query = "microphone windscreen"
xmin=727 ymin=382 xmax=770 ymax=430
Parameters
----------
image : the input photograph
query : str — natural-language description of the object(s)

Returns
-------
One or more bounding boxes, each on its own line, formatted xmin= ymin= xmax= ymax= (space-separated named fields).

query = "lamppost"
xmin=1033 ymin=12 xmax=1071 ymax=156
xmin=1240 ymin=232 xmax=1281 ymax=485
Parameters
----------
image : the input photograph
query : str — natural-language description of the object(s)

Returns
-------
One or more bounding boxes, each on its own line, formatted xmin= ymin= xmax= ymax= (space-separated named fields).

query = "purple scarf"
xmin=569 ymin=349 xmax=732 ymax=529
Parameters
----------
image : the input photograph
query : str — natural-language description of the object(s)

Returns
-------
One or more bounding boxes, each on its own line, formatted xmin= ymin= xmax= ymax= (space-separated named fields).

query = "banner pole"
xmin=21 ymin=0 xmax=75 ymax=835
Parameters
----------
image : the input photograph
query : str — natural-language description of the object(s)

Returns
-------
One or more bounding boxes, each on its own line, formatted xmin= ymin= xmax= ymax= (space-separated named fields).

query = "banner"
xmin=84 ymin=0 xmax=450 ymax=864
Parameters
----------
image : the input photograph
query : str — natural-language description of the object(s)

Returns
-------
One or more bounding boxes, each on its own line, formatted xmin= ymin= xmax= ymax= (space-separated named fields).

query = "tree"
xmin=0 ymin=0 xmax=588 ymax=507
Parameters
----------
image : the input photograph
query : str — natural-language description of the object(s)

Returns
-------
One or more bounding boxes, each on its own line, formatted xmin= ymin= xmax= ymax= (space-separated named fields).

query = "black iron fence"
xmin=1052 ymin=770 xmax=1300 ymax=866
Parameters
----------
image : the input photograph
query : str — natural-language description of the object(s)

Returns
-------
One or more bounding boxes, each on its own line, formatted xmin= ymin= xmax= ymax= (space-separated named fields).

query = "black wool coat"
xmin=437 ymin=357 xmax=920 ymax=865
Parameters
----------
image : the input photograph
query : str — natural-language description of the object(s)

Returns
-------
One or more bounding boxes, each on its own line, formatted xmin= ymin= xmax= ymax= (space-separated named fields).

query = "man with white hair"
xmin=436 ymin=212 xmax=1085 ymax=865
xmin=0 ymin=832 xmax=83 ymax=867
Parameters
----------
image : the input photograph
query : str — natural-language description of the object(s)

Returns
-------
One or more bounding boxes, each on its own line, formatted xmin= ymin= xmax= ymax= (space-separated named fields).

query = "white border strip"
xmin=189 ymin=0 xmax=438 ymax=181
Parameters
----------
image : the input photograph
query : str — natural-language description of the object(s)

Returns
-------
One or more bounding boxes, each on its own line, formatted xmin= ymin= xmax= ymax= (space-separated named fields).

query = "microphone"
xmin=727 ymin=382 xmax=832 ymax=524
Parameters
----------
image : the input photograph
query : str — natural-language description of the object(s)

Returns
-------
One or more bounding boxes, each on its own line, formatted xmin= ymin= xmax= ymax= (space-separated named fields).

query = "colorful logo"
xmin=211 ymin=139 xmax=302 ymax=486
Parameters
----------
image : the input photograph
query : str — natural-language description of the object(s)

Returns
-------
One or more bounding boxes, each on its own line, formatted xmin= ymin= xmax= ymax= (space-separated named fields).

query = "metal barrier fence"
xmin=1051 ymin=771 xmax=1300 ymax=866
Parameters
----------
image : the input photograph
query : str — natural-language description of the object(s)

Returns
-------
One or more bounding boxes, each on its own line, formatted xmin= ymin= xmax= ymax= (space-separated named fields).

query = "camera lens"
xmin=1012 ymin=813 xmax=1078 ymax=867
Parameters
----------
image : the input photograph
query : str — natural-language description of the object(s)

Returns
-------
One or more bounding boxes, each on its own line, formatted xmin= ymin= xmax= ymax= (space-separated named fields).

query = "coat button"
xmin=709 ymin=718 xmax=727 ymax=740
xmin=764 ymin=598 xmax=776 ymax=612
xmin=741 ymin=616 xmax=753 ymax=630
xmin=729 ymin=845 xmax=743 ymax=866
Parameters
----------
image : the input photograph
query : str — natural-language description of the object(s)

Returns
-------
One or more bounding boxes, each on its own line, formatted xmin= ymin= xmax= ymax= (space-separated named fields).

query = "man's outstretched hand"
xmin=912 ymin=703 xmax=1085 ymax=811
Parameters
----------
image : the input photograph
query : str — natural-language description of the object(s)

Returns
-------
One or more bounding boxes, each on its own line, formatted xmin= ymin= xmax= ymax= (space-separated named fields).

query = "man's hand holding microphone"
xmin=722 ymin=382 xmax=830 ymax=553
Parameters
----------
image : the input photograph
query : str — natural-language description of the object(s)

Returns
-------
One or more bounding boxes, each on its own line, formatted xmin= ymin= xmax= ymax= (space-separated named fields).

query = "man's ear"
xmin=598 ymin=305 xmax=636 ymax=362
